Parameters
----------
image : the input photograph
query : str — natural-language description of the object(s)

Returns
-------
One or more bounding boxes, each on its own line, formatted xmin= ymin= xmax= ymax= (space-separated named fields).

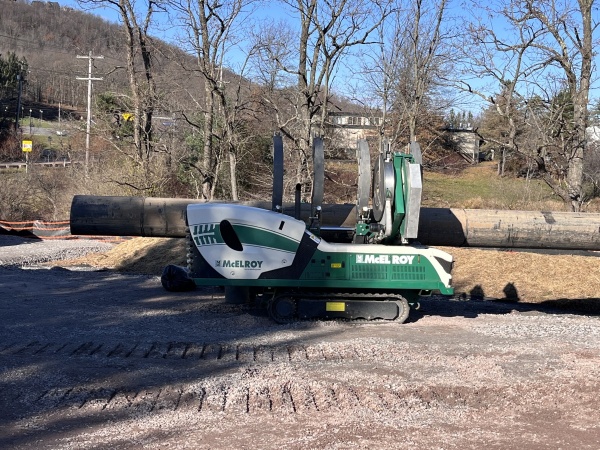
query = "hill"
xmin=0 ymin=0 xmax=227 ymax=114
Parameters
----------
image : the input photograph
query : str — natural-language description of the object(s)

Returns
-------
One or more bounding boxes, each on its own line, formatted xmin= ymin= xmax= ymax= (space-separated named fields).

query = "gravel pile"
xmin=0 ymin=235 xmax=115 ymax=267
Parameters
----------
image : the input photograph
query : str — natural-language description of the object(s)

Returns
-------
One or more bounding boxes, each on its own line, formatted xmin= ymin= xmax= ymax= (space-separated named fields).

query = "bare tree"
xmin=81 ymin=0 xmax=161 ymax=175
xmin=170 ymin=0 xmax=256 ymax=201
xmin=255 ymin=0 xmax=390 ymax=198
xmin=459 ymin=0 xmax=598 ymax=211
xmin=349 ymin=0 xmax=454 ymax=161
xmin=403 ymin=0 xmax=450 ymax=142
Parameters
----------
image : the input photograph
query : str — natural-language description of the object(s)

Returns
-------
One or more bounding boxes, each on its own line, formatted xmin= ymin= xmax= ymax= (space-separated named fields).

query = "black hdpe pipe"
xmin=70 ymin=195 xmax=600 ymax=250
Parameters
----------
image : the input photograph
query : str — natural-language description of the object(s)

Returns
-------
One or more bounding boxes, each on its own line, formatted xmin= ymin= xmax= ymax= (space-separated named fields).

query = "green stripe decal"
xmin=233 ymin=224 xmax=299 ymax=253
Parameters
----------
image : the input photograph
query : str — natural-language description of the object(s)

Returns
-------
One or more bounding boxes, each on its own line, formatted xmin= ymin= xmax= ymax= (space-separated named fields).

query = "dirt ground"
xmin=1 ymin=237 xmax=600 ymax=449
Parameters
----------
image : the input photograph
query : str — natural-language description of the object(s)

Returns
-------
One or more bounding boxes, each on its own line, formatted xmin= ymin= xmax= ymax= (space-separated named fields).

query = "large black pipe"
xmin=70 ymin=195 xmax=600 ymax=250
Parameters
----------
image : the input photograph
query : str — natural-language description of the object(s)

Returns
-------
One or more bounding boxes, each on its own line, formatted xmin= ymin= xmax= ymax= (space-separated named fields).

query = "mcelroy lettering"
xmin=356 ymin=254 xmax=415 ymax=265
xmin=221 ymin=260 xmax=263 ymax=269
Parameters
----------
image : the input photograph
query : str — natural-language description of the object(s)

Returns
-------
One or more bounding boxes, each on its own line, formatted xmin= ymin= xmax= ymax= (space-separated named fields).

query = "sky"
xmin=54 ymin=0 xmax=600 ymax=116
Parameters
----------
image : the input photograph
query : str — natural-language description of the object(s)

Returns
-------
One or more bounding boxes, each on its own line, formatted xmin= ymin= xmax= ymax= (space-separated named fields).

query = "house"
xmin=446 ymin=127 xmax=480 ymax=163
xmin=326 ymin=111 xmax=383 ymax=156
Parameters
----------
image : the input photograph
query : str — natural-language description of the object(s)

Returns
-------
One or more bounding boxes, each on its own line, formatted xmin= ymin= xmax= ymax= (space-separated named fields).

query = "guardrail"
xmin=0 ymin=161 xmax=74 ymax=170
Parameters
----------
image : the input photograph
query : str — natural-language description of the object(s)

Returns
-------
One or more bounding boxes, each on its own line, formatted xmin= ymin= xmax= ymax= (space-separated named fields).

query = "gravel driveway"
xmin=1 ymin=236 xmax=600 ymax=449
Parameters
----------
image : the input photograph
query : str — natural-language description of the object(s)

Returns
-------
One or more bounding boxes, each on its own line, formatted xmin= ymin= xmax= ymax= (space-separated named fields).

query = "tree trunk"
xmin=202 ymin=85 xmax=215 ymax=201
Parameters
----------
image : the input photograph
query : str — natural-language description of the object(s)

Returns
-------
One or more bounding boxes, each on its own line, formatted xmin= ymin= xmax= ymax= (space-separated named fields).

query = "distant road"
xmin=21 ymin=126 xmax=62 ymax=137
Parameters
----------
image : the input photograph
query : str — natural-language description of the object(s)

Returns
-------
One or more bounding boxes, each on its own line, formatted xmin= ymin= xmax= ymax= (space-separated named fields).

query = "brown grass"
xmin=446 ymin=247 xmax=600 ymax=302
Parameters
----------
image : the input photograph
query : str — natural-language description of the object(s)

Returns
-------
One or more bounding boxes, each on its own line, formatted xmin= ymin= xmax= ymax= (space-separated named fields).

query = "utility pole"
xmin=76 ymin=51 xmax=104 ymax=176
xmin=15 ymin=72 xmax=23 ymax=132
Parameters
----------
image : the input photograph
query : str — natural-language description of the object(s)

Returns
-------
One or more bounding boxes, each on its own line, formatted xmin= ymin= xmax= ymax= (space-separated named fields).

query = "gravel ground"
xmin=1 ymin=236 xmax=600 ymax=449
xmin=0 ymin=235 xmax=115 ymax=267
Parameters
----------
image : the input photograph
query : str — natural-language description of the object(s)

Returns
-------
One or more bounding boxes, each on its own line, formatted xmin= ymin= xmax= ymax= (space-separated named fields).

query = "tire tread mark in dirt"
xmin=197 ymin=387 xmax=206 ymax=412
xmin=237 ymin=345 xmax=253 ymax=363
xmin=288 ymin=384 xmax=308 ymax=412
xmin=150 ymin=389 xmax=161 ymax=412
xmin=347 ymin=386 xmax=362 ymax=407
xmin=376 ymin=390 xmax=393 ymax=411
xmin=124 ymin=343 xmax=138 ymax=357
xmin=288 ymin=345 xmax=309 ymax=361
xmin=102 ymin=389 xmax=118 ymax=410
xmin=155 ymin=387 xmax=183 ymax=411
xmin=103 ymin=390 xmax=138 ymax=410
xmin=71 ymin=342 xmax=94 ymax=356
xmin=268 ymin=386 xmax=273 ymax=412
xmin=312 ymin=385 xmax=338 ymax=411
xmin=357 ymin=390 xmax=385 ymax=411
xmin=201 ymin=344 xmax=220 ymax=360
xmin=222 ymin=345 xmax=238 ymax=362
xmin=64 ymin=386 xmax=89 ymax=409
xmin=0 ymin=342 xmax=17 ymax=355
xmin=176 ymin=388 xmax=199 ymax=411
xmin=181 ymin=343 xmax=192 ymax=359
xmin=132 ymin=388 xmax=161 ymax=412
xmin=14 ymin=341 xmax=40 ymax=355
xmin=89 ymin=343 xmax=104 ymax=356
xmin=143 ymin=343 xmax=156 ymax=358
xmin=36 ymin=387 xmax=74 ymax=407
xmin=127 ymin=343 xmax=152 ymax=358
xmin=308 ymin=387 xmax=319 ymax=411
xmin=183 ymin=343 xmax=204 ymax=359
xmin=107 ymin=343 xmax=124 ymax=357
xmin=248 ymin=385 xmax=271 ymax=412
xmin=221 ymin=385 xmax=228 ymax=411
xmin=3 ymin=340 xmax=364 ymax=365
xmin=253 ymin=346 xmax=269 ymax=362
xmin=146 ymin=342 xmax=169 ymax=359
xmin=174 ymin=388 xmax=183 ymax=411
xmin=235 ymin=344 xmax=255 ymax=363
xmin=271 ymin=346 xmax=289 ymax=362
xmin=258 ymin=386 xmax=273 ymax=412
xmin=88 ymin=388 xmax=117 ymax=410
xmin=53 ymin=342 xmax=70 ymax=354
xmin=282 ymin=383 xmax=297 ymax=413
xmin=165 ymin=342 xmax=187 ymax=359
xmin=26 ymin=382 xmax=459 ymax=415
xmin=32 ymin=343 xmax=53 ymax=355
xmin=35 ymin=389 xmax=50 ymax=403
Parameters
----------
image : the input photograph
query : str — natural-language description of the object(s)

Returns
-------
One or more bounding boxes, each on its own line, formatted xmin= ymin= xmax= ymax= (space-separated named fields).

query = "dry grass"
xmin=423 ymin=162 xmax=569 ymax=210
xmin=446 ymin=247 xmax=600 ymax=303
xmin=63 ymin=237 xmax=187 ymax=273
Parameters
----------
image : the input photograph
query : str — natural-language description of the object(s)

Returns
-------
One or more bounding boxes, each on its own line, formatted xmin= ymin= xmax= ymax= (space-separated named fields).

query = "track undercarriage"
xmin=267 ymin=291 xmax=412 ymax=324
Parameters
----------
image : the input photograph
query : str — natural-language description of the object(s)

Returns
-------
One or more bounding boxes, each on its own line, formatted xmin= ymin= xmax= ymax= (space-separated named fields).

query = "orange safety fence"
xmin=0 ymin=219 xmax=128 ymax=242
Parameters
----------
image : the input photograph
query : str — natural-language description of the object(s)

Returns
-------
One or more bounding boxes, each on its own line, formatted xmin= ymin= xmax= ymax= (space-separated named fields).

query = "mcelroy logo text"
xmin=217 ymin=260 xmax=263 ymax=269
xmin=356 ymin=254 xmax=415 ymax=265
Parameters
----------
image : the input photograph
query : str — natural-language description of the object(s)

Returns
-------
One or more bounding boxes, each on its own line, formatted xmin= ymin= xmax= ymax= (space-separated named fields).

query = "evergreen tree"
xmin=0 ymin=52 xmax=26 ymax=91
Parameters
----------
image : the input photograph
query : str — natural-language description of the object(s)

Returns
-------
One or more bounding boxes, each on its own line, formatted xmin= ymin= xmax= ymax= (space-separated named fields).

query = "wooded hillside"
xmin=0 ymin=0 xmax=210 ymax=110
